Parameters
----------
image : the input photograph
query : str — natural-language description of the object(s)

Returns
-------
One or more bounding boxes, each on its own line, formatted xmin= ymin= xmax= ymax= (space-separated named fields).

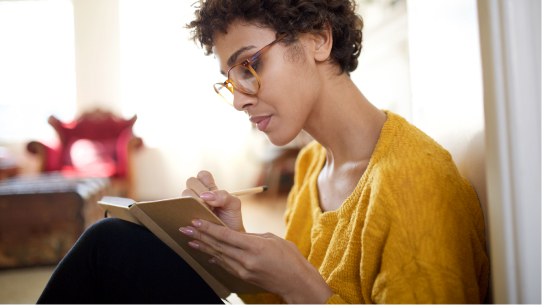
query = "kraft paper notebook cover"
xmin=97 ymin=196 xmax=267 ymax=298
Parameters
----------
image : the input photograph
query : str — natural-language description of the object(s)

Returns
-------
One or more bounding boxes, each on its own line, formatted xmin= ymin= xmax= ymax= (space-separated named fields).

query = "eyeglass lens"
xmin=215 ymin=84 xmax=235 ymax=105
xmin=230 ymin=65 xmax=259 ymax=93
xmin=217 ymin=65 xmax=259 ymax=105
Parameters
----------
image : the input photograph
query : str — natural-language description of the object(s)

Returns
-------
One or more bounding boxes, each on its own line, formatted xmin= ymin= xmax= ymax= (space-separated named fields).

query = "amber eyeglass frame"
xmin=213 ymin=33 xmax=287 ymax=105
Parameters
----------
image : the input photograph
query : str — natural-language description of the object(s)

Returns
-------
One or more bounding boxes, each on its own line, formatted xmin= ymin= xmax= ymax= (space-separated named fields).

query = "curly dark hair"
xmin=186 ymin=0 xmax=364 ymax=74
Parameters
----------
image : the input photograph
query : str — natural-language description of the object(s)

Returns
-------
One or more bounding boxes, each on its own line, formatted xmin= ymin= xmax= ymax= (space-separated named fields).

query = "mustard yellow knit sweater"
xmin=240 ymin=111 xmax=489 ymax=304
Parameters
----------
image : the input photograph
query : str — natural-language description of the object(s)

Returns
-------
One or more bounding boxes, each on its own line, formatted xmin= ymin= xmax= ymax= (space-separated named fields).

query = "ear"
xmin=312 ymin=22 xmax=333 ymax=62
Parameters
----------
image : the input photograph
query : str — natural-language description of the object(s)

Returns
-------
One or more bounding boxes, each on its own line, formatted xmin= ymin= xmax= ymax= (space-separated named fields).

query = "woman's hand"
xmin=179 ymin=219 xmax=334 ymax=304
xmin=182 ymin=170 xmax=245 ymax=232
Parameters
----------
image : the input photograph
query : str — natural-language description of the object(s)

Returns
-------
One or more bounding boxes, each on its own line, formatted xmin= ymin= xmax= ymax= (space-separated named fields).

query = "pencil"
xmin=230 ymin=186 xmax=268 ymax=197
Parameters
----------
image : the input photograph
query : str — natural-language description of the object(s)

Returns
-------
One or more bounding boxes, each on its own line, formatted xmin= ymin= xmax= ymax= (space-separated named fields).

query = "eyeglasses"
xmin=214 ymin=33 xmax=287 ymax=106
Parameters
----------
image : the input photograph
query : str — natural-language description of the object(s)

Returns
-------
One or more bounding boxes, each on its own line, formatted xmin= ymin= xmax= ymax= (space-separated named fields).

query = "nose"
xmin=232 ymin=89 xmax=257 ymax=111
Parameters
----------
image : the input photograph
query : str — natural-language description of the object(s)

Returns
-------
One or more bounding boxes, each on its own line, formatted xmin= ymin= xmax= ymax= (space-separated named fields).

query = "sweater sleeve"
xmin=372 ymin=260 xmax=474 ymax=303
xmin=362 ymin=164 xmax=489 ymax=304
xmin=326 ymin=294 xmax=348 ymax=304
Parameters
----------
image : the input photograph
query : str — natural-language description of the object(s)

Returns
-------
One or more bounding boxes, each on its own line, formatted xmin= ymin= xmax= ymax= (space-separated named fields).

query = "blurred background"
xmin=0 ymin=0 xmax=539 ymax=303
xmin=0 ymin=0 xmax=486 ymax=199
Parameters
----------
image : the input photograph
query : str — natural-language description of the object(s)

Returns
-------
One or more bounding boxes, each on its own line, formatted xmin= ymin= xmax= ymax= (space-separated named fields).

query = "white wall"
xmin=0 ymin=0 xmax=76 ymax=143
xmin=72 ymin=0 xmax=122 ymax=115
xmin=353 ymin=0 xmax=412 ymax=120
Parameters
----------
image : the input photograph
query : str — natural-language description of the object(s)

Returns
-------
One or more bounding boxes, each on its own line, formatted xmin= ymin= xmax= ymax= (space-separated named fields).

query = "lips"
xmin=249 ymin=115 xmax=272 ymax=131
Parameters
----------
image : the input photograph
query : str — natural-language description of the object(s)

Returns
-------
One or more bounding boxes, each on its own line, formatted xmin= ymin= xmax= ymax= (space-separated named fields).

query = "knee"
xmin=81 ymin=217 xmax=140 ymax=245
xmin=86 ymin=217 xmax=127 ymax=234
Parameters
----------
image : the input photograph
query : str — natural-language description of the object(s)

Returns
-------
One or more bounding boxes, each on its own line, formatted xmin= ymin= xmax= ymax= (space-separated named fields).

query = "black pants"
xmin=37 ymin=217 xmax=224 ymax=304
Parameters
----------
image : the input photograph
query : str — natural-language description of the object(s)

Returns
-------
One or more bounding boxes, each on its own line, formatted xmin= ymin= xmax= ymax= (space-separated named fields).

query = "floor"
xmin=0 ymin=194 xmax=288 ymax=304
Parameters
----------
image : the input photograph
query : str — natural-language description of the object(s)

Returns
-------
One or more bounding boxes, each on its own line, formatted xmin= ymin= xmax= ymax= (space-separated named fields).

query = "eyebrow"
xmin=228 ymin=45 xmax=256 ymax=66
xmin=219 ymin=45 xmax=257 ymax=76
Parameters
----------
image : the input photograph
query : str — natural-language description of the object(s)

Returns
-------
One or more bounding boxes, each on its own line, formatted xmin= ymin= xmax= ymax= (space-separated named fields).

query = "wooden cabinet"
xmin=0 ymin=174 xmax=110 ymax=269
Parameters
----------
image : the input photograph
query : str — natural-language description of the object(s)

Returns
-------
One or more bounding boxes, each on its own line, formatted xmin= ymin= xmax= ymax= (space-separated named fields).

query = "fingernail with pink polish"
xmin=179 ymin=228 xmax=193 ymax=235
xmin=192 ymin=219 xmax=202 ymax=227
xmin=200 ymin=192 xmax=216 ymax=201
xmin=188 ymin=241 xmax=199 ymax=249
xmin=209 ymin=259 xmax=216 ymax=264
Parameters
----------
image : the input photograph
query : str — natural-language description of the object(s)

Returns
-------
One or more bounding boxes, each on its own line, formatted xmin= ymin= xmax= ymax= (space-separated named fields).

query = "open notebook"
xmin=98 ymin=196 xmax=267 ymax=298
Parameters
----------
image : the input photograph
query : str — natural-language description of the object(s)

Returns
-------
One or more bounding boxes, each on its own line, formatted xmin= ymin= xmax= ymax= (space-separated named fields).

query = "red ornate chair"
xmin=27 ymin=109 xmax=143 ymax=199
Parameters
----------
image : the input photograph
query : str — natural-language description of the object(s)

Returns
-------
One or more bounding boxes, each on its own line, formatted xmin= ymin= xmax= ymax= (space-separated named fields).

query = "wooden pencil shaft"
xmin=230 ymin=186 xmax=268 ymax=197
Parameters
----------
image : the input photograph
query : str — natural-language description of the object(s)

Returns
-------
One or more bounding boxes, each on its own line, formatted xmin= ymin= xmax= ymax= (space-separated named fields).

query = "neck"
xmin=303 ymin=68 xmax=387 ymax=170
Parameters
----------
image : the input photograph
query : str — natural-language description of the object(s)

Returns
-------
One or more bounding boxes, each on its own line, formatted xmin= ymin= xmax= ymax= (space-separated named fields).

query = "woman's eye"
xmin=251 ymin=60 xmax=261 ymax=72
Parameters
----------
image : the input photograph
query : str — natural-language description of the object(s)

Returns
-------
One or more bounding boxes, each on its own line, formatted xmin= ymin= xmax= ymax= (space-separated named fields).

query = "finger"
xmin=181 ymin=188 xmax=200 ymax=199
xmin=200 ymin=190 xmax=241 ymax=210
xmin=193 ymin=219 xmax=250 ymax=249
xmin=188 ymin=239 xmax=245 ymax=276
xmin=208 ymin=256 xmax=238 ymax=275
xmin=244 ymin=232 xmax=279 ymax=239
xmin=186 ymin=176 xmax=211 ymax=195
xmin=197 ymin=170 xmax=219 ymax=191
xmin=194 ymin=240 xmax=249 ymax=279
xmin=186 ymin=225 xmax=245 ymax=258
xmin=209 ymin=254 xmax=249 ymax=280
xmin=181 ymin=189 xmax=214 ymax=211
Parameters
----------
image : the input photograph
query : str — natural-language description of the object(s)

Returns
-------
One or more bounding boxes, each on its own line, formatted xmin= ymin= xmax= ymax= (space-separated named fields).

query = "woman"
xmin=38 ymin=0 xmax=489 ymax=303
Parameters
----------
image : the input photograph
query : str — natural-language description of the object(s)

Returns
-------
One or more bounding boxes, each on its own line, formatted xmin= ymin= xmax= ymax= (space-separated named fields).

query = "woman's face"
xmin=213 ymin=22 xmax=323 ymax=146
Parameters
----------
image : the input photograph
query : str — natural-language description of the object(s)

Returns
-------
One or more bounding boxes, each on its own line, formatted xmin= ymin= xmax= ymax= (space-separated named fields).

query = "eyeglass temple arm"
xmin=249 ymin=33 xmax=288 ymax=62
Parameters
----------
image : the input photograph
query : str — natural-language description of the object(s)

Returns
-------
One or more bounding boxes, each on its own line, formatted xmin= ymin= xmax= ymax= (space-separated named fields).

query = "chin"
xmin=265 ymin=130 xmax=300 ymax=147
